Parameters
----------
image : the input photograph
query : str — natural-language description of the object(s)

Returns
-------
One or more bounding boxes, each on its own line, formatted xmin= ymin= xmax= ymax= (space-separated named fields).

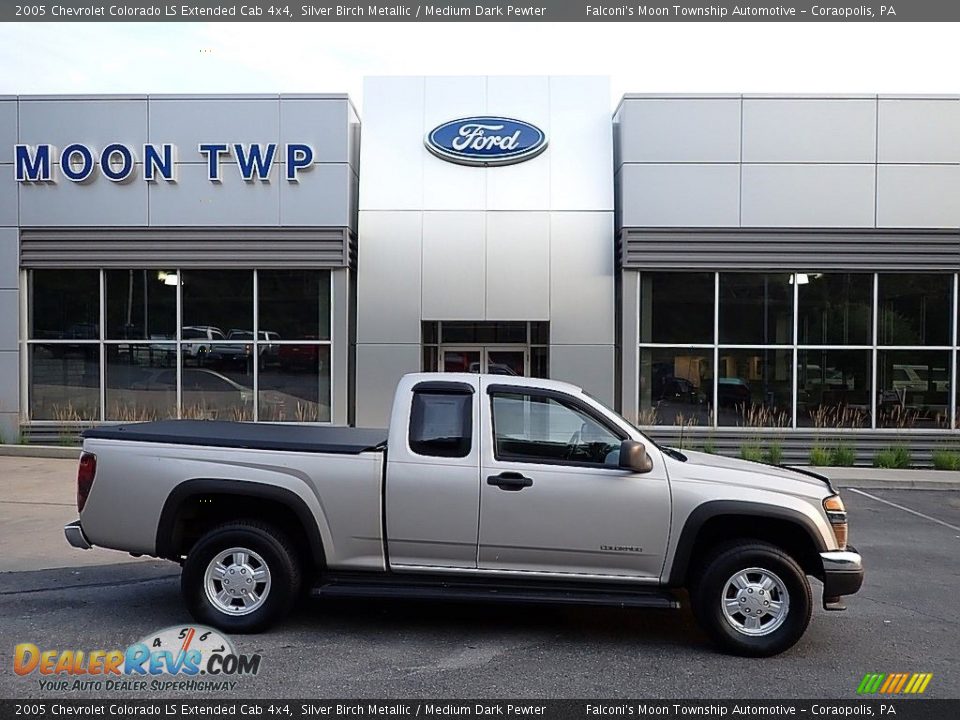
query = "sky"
xmin=0 ymin=22 xmax=957 ymax=108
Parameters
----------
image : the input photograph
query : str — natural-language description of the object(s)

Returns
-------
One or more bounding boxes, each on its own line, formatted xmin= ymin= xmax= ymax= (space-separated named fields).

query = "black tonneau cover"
xmin=83 ymin=421 xmax=388 ymax=455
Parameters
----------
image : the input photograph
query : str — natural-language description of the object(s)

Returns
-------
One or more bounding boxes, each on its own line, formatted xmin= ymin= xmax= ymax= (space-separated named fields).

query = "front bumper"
xmin=820 ymin=545 xmax=864 ymax=609
xmin=64 ymin=520 xmax=92 ymax=550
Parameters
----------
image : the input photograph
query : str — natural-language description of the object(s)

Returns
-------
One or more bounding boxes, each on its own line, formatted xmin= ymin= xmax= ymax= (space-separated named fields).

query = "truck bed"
xmin=83 ymin=420 xmax=388 ymax=454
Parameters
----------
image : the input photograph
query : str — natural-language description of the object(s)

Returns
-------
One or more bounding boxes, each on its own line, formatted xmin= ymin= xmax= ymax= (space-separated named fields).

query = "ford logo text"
xmin=425 ymin=117 xmax=548 ymax=167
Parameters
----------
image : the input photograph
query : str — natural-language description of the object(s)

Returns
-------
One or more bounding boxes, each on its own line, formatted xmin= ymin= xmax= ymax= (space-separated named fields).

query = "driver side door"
xmin=478 ymin=383 xmax=670 ymax=580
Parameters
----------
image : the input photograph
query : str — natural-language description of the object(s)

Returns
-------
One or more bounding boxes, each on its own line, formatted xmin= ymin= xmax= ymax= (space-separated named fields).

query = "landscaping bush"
xmin=739 ymin=444 xmax=764 ymax=462
xmin=831 ymin=444 xmax=856 ymax=467
xmin=809 ymin=446 xmax=832 ymax=466
xmin=874 ymin=446 xmax=911 ymax=469
xmin=701 ymin=439 xmax=717 ymax=455
xmin=764 ymin=443 xmax=784 ymax=465
xmin=931 ymin=449 xmax=960 ymax=471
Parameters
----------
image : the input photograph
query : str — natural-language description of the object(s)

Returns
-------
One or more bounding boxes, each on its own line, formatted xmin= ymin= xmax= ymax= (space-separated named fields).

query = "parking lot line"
xmin=847 ymin=488 xmax=960 ymax=533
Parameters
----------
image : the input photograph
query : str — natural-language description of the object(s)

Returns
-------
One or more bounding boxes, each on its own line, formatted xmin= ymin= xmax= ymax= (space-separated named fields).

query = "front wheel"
xmin=181 ymin=520 xmax=301 ymax=633
xmin=690 ymin=541 xmax=812 ymax=657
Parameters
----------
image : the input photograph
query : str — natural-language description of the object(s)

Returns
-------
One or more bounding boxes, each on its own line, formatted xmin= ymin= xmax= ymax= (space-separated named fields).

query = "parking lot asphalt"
xmin=1 ymin=475 xmax=958 ymax=700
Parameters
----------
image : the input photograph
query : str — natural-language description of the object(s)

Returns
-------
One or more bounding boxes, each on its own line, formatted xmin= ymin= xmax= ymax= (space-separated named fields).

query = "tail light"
xmin=823 ymin=494 xmax=848 ymax=550
xmin=77 ymin=452 xmax=97 ymax=513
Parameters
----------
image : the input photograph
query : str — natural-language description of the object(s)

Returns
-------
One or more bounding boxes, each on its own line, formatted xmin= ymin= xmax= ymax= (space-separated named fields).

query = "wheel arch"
xmin=156 ymin=478 xmax=326 ymax=570
xmin=666 ymin=500 xmax=828 ymax=587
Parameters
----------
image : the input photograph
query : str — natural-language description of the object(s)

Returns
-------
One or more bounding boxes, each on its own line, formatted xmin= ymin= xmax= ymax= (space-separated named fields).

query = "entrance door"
xmin=441 ymin=347 xmax=528 ymax=376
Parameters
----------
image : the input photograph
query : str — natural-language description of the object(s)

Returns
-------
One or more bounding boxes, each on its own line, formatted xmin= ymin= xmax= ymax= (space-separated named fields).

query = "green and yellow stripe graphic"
xmin=857 ymin=673 xmax=933 ymax=694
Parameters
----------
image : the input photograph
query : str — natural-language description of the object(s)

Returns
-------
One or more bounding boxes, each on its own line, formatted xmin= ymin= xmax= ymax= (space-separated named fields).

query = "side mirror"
xmin=619 ymin=439 xmax=654 ymax=474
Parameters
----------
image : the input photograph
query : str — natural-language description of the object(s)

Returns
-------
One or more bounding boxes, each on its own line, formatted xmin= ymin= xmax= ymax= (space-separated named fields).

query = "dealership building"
xmin=2 ymin=79 xmax=959 ymax=459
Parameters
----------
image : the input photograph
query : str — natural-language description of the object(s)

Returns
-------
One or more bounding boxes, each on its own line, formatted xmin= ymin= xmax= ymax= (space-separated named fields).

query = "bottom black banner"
xmin=3 ymin=700 xmax=959 ymax=720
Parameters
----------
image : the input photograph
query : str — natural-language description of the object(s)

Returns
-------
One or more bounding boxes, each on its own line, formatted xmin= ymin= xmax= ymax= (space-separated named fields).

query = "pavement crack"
xmin=0 ymin=574 xmax=178 ymax=596
xmin=862 ymin=594 xmax=960 ymax=625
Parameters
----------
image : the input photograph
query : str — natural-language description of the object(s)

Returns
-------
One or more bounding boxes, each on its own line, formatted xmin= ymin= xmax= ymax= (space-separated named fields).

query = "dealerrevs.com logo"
xmin=14 ymin=625 xmax=261 ymax=693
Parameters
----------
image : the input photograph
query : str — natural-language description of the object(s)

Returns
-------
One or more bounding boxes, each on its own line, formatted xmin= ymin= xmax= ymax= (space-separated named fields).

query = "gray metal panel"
xmin=0 ymin=350 xmax=17 ymax=418
xmin=618 ymin=164 xmax=740 ymax=228
xmin=19 ymin=173 xmax=148 ymax=227
xmin=421 ymin=211 xmax=486 ymax=321
xmin=279 ymin=98 xmax=349 ymax=165
xmin=485 ymin=211 xmax=549 ymax=321
xmin=0 ymin=100 xmax=15 ymax=164
xmin=876 ymin=164 xmax=960 ymax=229
xmin=0 ymin=228 xmax=17 ymax=289
xmin=878 ymin=99 xmax=960 ymax=164
xmin=148 ymin=162 xmax=279 ymax=226
xmin=147 ymin=98 xmax=279 ymax=153
xmin=620 ymin=229 xmax=960 ymax=271
xmin=18 ymin=98 xmax=148 ymax=149
xmin=354 ymin=343 xmax=421 ymax=427
xmin=742 ymin=99 xmax=877 ymax=163
xmin=741 ymin=164 xmax=875 ymax=228
xmin=616 ymin=98 xmax=741 ymax=165
xmin=0 ymin=288 xmax=16 ymax=350
xmin=0 ymin=170 xmax=15 ymax=226
xmin=549 ymin=344 xmax=615 ymax=407
xmin=330 ymin=268 xmax=351 ymax=426
xmin=279 ymin=164 xmax=351 ymax=227
xmin=19 ymin=228 xmax=350 ymax=268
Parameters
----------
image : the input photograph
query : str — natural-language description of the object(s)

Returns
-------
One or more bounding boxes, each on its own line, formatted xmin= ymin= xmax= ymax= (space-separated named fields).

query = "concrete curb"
xmin=0 ymin=445 xmax=81 ymax=459
xmin=797 ymin=466 xmax=960 ymax=491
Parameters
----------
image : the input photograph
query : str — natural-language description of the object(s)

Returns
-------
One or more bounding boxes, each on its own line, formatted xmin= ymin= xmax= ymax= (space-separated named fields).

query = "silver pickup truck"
xmin=65 ymin=373 xmax=863 ymax=657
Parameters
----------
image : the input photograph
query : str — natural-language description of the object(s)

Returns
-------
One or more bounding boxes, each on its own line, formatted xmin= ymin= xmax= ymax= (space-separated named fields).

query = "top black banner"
xmin=4 ymin=0 xmax=960 ymax=22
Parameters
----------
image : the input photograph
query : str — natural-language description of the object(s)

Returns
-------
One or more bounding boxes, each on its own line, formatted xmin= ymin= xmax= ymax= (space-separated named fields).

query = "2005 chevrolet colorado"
xmin=65 ymin=373 xmax=863 ymax=656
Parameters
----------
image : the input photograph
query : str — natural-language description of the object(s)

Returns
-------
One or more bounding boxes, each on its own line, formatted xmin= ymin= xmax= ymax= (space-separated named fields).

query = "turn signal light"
xmin=77 ymin=452 xmax=97 ymax=513
xmin=823 ymin=494 xmax=848 ymax=550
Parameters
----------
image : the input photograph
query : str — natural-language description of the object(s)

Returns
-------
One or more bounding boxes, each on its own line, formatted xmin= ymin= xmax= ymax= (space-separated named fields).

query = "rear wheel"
xmin=690 ymin=541 xmax=812 ymax=657
xmin=181 ymin=520 xmax=301 ymax=633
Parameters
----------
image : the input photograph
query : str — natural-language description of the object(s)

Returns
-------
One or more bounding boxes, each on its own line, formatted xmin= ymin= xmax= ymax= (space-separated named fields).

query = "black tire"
xmin=690 ymin=541 xmax=812 ymax=657
xmin=181 ymin=520 xmax=302 ymax=634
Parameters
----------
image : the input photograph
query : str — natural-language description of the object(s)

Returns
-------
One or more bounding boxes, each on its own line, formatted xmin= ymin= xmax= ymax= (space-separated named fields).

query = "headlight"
xmin=823 ymin=494 xmax=848 ymax=550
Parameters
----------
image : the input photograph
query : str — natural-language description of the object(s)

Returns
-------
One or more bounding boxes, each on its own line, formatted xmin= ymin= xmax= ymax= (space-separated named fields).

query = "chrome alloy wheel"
xmin=204 ymin=547 xmax=272 ymax=616
xmin=720 ymin=567 xmax=790 ymax=637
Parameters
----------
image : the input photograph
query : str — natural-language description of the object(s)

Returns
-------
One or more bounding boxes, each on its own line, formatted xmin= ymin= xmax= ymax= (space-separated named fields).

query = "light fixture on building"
xmin=790 ymin=273 xmax=810 ymax=285
xmin=157 ymin=271 xmax=179 ymax=286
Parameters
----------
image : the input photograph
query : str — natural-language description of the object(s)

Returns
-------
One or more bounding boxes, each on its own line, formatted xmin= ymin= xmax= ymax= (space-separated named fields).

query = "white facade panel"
xmin=876 ymin=164 xmax=960 ymax=228
xmin=741 ymin=164 xmax=876 ymax=227
xmin=742 ymin=99 xmax=877 ymax=163
xmin=18 ymin=99 xmax=147 ymax=151
xmin=549 ymin=76 xmax=613 ymax=211
xmin=20 ymin=173 xmax=148 ymax=226
xmin=550 ymin=213 xmax=615 ymax=345
xmin=619 ymin=164 xmax=740 ymax=227
xmin=1 ymin=100 xmax=16 ymax=164
xmin=278 ymin=98 xmax=349 ymax=165
xmin=356 ymin=211 xmax=422 ymax=344
xmin=279 ymin=163 xmax=351 ymax=226
xmin=878 ymin=99 xmax=960 ymax=164
xmin=486 ymin=158 xmax=550 ymax=211
xmin=421 ymin=211 xmax=486 ymax=320
xmin=485 ymin=212 xmax=550 ymax=320
xmin=486 ymin=77 xmax=551 ymax=130
xmin=354 ymin=343 xmax=421 ymax=428
xmin=148 ymin=162 xmax=279 ymax=226
xmin=148 ymin=99 xmax=280 ymax=157
xmin=550 ymin=344 xmax=615 ymax=406
xmin=359 ymin=77 xmax=424 ymax=211
xmin=616 ymin=98 xmax=741 ymax=165
xmin=422 ymin=156 xmax=486 ymax=211
xmin=0 ymin=228 xmax=17 ymax=289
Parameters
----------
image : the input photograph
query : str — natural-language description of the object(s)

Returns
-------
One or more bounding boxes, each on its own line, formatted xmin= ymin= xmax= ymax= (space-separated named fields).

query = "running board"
xmin=311 ymin=576 xmax=680 ymax=609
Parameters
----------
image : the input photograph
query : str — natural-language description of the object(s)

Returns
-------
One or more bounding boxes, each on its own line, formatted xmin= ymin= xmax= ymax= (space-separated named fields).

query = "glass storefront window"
xmin=181 ymin=349 xmax=254 ymax=421
xmin=181 ymin=271 xmax=253 ymax=339
xmin=105 ymin=270 xmax=177 ymax=341
xmin=259 ymin=345 xmax=331 ymax=423
xmin=258 ymin=270 xmax=331 ymax=341
xmin=797 ymin=273 xmax=873 ymax=346
xmin=639 ymin=348 xmax=713 ymax=426
xmin=719 ymin=273 xmax=793 ymax=345
xmin=797 ymin=350 xmax=871 ymax=428
xmin=30 ymin=270 xmax=99 ymax=341
xmin=105 ymin=344 xmax=177 ymax=421
xmin=640 ymin=273 xmax=714 ymax=344
xmin=877 ymin=350 xmax=950 ymax=428
xmin=717 ymin=349 xmax=793 ymax=427
xmin=879 ymin=274 xmax=951 ymax=346
xmin=29 ymin=344 xmax=100 ymax=421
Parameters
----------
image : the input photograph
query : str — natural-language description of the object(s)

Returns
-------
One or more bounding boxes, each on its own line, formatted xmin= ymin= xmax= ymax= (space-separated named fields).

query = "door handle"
xmin=487 ymin=472 xmax=534 ymax=491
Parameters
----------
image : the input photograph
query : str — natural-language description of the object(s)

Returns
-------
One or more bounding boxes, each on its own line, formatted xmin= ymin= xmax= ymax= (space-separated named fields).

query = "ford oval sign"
xmin=425 ymin=117 xmax=548 ymax=167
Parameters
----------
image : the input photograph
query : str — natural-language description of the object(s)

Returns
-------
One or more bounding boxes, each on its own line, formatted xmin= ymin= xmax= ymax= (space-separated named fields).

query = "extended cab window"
xmin=409 ymin=390 xmax=473 ymax=458
xmin=491 ymin=391 xmax=624 ymax=466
